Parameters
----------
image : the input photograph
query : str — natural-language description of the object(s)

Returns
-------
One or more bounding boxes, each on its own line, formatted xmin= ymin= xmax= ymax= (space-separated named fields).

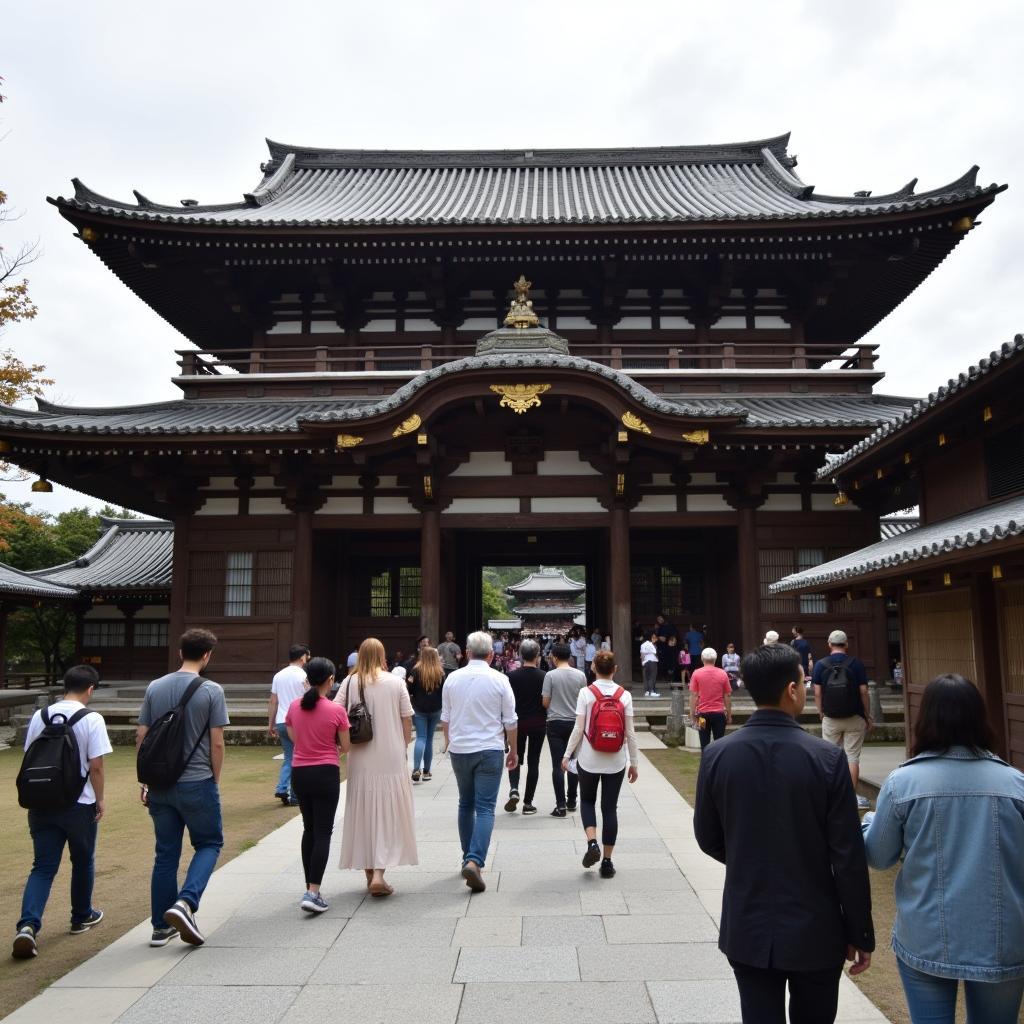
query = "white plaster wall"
xmin=252 ymin=476 xmax=276 ymax=489
xmin=450 ymin=452 xmax=512 ymax=477
xmin=249 ymin=497 xmax=289 ymax=515
xmin=195 ymin=498 xmax=238 ymax=516
xmin=689 ymin=473 xmax=719 ymax=486
xmin=762 ymin=493 xmax=803 ymax=512
xmin=636 ymin=494 xmax=678 ymax=513
xmin=375 ymin=476 xmax=399 ymax=488
xmin=650 ymin=473 xmax=673 ymax=486
xmin=83 ymin=607 xmax=127 ymax=621
xmin=199 ymin=477 xmax=236 ymax=491
xmin=686 ymin=493 xmax=732 ymax=512
xmin=374 ymin=496 xmax=417 ymax=514
xmin=318 ymin=496 xmax=363 ymax=514
xmin=532 ymin=497 xmax=605 ymax=513
xmin=135 ymin=605 xmax=171 ymax=619
xmin=443 ymin=498 xmax=521 ymax=514
xmin=537 ymin=451 xmax=600 ymax=476
xmin=329 ymin=475 xmax=361 ymax=488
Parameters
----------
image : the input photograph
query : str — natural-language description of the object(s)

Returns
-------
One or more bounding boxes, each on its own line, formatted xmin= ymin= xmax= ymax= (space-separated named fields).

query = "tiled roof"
xmin=0 ymin=562 xmax=78 ymax=601
xmin=819 ymin=334 xmax=1024 ymax=479
xmin=879 ymin=516 xmax=919 ymax=540
xmin=507 ymin=568 xmax=586 ymax=594
xmin=770 ymin=496 xmax=1024 ymax=593
xmin=35 ymin=519 xmax=172 ymax=592
xmin=54 ymin=135 xmax=1004 ymax=228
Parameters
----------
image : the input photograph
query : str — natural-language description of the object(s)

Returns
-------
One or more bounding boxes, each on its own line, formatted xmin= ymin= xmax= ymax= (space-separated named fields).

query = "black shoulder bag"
xmin=346 ymin=675 xmax=374 ymax=745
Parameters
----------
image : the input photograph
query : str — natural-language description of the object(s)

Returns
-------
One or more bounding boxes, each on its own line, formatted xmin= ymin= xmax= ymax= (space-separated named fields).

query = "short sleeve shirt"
xmin=812 ymin=654 xmax=868 ymax=718
xmin=138 ymin=671 xmax=230 ymax=783
xmin=543 ymin=666 xmax=587 ymax=721
xmin=689 ymin=666 xmax=731 ymax=714
xmin=24 ymin=700 xmax=113 ymax=804
xmin=436 ymin=641 xmax=462 ymax=672
xmin=271 ymin=664 xmax=307 ymax=724
xmin=285 ymin=697 xmax=350 ymax=767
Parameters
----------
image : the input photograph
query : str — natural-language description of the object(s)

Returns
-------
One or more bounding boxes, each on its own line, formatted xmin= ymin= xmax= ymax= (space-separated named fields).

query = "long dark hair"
xmin=300 ymin=657 xmax=336 ymax=711
xmin=910 ymin=674 xmax=996 ymax=757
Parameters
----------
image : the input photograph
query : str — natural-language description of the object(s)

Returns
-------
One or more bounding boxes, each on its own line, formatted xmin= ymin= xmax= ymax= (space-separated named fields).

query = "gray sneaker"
xmin=163 ymin=899 xmax=204 ymax=946
xmin=856 ymin=795 xmax=872 ymax=810
xmin=149 ymin=926 xmax=177 ymax=947
xmin=12 ymin=925 xmax=37 ymax=959
xmin=301 ymin=891 xmax=329 ymax=914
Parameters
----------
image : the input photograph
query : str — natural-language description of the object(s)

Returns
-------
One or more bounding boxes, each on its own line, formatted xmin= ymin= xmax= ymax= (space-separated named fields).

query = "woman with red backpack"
xmin=561 ymin=649 xmax=639 ymax=878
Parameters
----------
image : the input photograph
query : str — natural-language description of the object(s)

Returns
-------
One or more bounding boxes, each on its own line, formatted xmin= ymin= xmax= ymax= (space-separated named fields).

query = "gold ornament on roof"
xmin=335 ymin=434 xmax=364 ymax=449
xmin=503 ymin=274 xmax=540 ymax=329
xmin=621 ymin=411 xmax=652 ymax=435
xmin=490 ymin=383 xmax=551 ymax=414
xmin=681 ymin=429 xmax=710 ymax=445
xmin=392 ymin=413 xmax=422 ymax=438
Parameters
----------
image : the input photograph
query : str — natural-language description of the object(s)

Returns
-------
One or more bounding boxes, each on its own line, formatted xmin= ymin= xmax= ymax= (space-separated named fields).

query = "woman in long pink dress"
xmin=336 ymin=637 xmax=417 ymax=896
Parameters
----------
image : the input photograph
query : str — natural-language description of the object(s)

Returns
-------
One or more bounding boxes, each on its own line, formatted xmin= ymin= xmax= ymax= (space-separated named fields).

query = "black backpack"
xmin=16 ymin=706 xmax=94 ymax=810
xmin=137 ymin=676 xmax=209 ymax=788
xmin=820 ymin=656 xmax=857 ymax=718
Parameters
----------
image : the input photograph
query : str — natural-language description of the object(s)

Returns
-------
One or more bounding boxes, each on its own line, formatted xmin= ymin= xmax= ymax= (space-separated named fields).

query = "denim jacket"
xmin=862 ymin=747 xmax=1024 ymax=981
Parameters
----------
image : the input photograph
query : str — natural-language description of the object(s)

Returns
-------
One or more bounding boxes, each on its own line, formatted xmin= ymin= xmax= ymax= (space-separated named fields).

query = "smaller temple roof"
xmin=879 ymin=515 xmax=920 ymax=540
xmin=770 ymin=495 xmax=1024 ymax=593
xmin=0 ymin=562 xmax=78 ymax=601
xmin=820 ymin=334 xmax=1024 ymax=480
xmin=33 ymin=518 xmax=172 ymax=593
xmin=507 ymin=567 xmax=586 ymax=595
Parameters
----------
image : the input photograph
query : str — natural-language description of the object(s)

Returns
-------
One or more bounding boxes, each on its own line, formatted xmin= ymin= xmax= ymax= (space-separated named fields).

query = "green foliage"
xmin=481 ymin=578 xmax=510 ymax=622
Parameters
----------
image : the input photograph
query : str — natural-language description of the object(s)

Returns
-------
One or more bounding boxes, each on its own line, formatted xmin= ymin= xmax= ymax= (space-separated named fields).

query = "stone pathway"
xmin=4 ymin=737 xmax=888 ymax=1024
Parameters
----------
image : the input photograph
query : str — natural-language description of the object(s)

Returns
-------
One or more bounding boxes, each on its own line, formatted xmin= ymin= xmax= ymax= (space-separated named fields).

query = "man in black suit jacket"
xmin=694 ymin=643 xmax=873 ymax=1024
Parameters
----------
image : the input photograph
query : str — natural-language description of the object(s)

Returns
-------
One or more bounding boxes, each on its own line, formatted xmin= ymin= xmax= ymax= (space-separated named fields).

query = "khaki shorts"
xmin=822 ymin=715 xmax=866 ymax=764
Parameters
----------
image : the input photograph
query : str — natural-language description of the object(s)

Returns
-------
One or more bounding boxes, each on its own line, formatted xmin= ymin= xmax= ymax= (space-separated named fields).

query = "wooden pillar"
xmin=609 ymin=506 xmax=632 ymax=674
xmin=420 ymin=508 xmax=441 ymax=644
xmin=167 ymin=516 xmax=189 ymax=671
xmin=971 ymin=573 xmax=1007 ymax=759
xmin=736 ymin=505 xmax=760 ymax=654
xmin=292 ymin=508 xmax=314 ymax=645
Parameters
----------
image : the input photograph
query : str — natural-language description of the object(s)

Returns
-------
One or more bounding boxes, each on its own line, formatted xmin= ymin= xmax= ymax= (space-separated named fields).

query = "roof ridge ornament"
xmin=503 ymin=275 xmax=540 ymax=329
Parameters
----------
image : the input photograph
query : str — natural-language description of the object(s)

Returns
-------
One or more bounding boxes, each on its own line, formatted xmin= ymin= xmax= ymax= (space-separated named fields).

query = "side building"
xmin=0 ymin=134 xmax=1004 ymax=683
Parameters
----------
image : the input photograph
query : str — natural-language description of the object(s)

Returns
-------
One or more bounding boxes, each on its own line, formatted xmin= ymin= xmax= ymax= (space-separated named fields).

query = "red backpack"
xmin=586 ymin=684 xmax=627 ymax=753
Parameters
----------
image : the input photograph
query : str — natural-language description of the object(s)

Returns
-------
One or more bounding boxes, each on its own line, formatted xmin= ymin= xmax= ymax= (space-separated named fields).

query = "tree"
xmin=481 ymin=579 xmax=510 ymax=624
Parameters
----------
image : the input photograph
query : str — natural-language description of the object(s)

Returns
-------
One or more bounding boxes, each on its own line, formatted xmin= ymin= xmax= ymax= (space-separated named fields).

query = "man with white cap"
xmin=812 ymin=630 xmax=872 ymax=809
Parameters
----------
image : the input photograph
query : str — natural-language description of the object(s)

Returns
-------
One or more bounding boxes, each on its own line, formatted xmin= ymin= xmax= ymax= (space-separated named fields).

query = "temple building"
xmin=505 ymin=567 xmax=587 ymax=636
xmin=0 ymin=134 xmax=1004 ymax=683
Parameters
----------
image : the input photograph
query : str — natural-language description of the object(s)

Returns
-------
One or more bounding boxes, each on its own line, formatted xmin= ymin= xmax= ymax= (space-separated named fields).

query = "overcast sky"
xmin=2 ymin=0 xmax=1021 ymax=514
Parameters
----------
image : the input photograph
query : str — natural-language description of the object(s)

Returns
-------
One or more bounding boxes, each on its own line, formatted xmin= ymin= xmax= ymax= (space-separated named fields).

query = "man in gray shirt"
xmin=137 ymin=628 xmax=229 ymax=949
xmin=437 ymin=631 xmax=462 ymax=674
xmin=542 ymin=642 xmax=586 ymax=817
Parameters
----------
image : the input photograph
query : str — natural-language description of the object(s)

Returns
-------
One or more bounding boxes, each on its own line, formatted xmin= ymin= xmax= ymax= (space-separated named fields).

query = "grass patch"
xmin=645 ymin=747 xmax=916 ymax=1024
xmin=0 ymin=745 xmax=326 ymax=1018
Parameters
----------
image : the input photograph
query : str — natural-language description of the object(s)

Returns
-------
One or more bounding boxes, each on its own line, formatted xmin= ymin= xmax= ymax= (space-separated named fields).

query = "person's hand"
xmin=627 ymin=766 xmax=638 ymax=783
xmin=865 ymin=716 xmax=875 ymax=734
xmin=267 ymin=723 xmax=277 ymax=739
xmin=846 ymin=946 xmax=871 ymax=975
xmin=139 ymin=784 xmax=149 ymax=807
xmin=561 ymin=757 xmax=569 ymax=772
xmin=505 ymin=751 xmax=519 ymax=770
xmin=94 ymin=800 xmax=105 ymax=822
xmin=726 ymin=714 xmax=732 ymax=725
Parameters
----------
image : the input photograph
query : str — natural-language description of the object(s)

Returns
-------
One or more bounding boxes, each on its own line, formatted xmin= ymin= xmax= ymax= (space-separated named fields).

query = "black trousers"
xmin=698 ymin=711 xmax=727 ymax=749
xmin=291 ymin=764 xmax=340 ymax=887
xmin=728 ymin=959 xmax=843 ymax=1024
xmin=577 ymin=765 xmax=625 ymax=847
xmin=508 ymin=725 xmax=546 ymax=805
xmin=546 ymin=719 xmax=579 ymax=808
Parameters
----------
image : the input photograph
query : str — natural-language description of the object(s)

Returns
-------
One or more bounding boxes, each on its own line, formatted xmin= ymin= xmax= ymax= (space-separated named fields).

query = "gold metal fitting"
xmin=903 ymin=452 xmax=912 ymax=465
xmin=80 ymin=227 xmax=99 ymax=243
xmin=992 ymin=564 xmax=1003 ymax=580
xmin=31 ymin=478 xmax=53 ymax=493
xmin=906 ymin=580 xmax=914 ymax=592
xmin=943 ymin=572 xmax=952 ymax=586
xmin=952 ymin=215 xmax=974 ymax=233
xmin=938 ymin=433 xmax=947 ymax=447
xmin=874 ymin=586 xmax=883 ymax=598
xmin=983 ymin=406 xmax=993 ymax=423
xmin=833 ymin=491 xmax=849 ymax=506
xmin=416 ymin=432 xmax=428 ymax=446
xmin=0 ymin=439 xmax=11 ymax=454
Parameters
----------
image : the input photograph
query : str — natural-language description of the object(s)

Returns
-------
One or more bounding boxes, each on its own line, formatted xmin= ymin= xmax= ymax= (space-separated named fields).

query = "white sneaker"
xmin=650 ymin=691 xmax=661 ymax=698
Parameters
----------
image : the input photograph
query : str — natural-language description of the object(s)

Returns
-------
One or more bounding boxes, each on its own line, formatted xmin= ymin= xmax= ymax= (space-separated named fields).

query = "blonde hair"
xmin=413 ymin=646 xmax=444 ymax=692
xmin=355 ymin=637 xmax=388 ymax=687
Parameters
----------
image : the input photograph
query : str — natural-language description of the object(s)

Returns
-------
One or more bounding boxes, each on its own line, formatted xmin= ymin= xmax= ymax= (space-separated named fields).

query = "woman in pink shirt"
xmin=688 ymin=647 xmax=732 ymax=750
xmin=285 ymin=657 xmax=350 ymax=914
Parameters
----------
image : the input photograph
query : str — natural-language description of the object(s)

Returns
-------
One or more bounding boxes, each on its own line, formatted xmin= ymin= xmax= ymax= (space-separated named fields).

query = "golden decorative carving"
xmin=335 ymin=434 xmax=363 ymax=449
xmin=615 ymin=473 xmax=625 ymax=497
xmin=681 ymin=429 xmax=710 ymax=445
xmin=503 ymin=274 xmax=541 ymax=329
xmin=490 ymin=383 xmax=550 ymax=414
xmin=621 ymin=411 xmax=651 ymax=435
xmin=392 ymin=413 xmax=422 ymax=438
xmin=423 ymin=475 xmax=433 ymax=499
xmin=833 ymin=491 xmax=850 ymax=506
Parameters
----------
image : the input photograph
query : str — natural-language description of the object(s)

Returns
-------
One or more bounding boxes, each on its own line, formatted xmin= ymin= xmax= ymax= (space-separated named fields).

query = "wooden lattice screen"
xmin=998 ymin=581 xmax=1024 ymax=696
xmin=903 ymin=588 xmax=978 ymax=685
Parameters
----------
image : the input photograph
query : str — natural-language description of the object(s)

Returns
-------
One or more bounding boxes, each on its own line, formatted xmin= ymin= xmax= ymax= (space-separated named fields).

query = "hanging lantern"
xmin=31 ymin=478 xmax=53 ymax=493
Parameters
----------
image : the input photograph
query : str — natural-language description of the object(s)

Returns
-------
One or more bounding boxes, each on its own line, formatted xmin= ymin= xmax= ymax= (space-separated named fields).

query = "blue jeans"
xmin=147 ymin=778 xmax=224 ymax=927
xmin=412 ymin=711 xmax=442 ymax=772
xmin=18 ymin=802 xmax=98 ymax=932
xmin=897 ymin=958 xmax=1024 ymax=1024
xmin=449 ymin=749 xmax=504 ymax=868
xmin=275 ymin=722 xmax=294 ymax=797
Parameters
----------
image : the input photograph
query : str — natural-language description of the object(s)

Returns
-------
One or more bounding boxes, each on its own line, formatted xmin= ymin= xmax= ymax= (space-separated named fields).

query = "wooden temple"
xmin=0 ymin=134 xmax=1004 ymax=683
xmin=506 ymin=567 xmax=587 ymax=637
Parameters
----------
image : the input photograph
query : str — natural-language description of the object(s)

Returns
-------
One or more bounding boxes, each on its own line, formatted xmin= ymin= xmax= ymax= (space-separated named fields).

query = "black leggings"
xmin=290 ymin=764 xmax=340 ymax=887
xmin=508 ymin=726 xmax=546 ymax=804
xmin=577 ymin=765 xmax=625 ymax=847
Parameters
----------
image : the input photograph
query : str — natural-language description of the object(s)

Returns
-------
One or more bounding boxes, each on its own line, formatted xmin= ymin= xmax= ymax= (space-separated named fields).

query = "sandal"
xmin=369 ymin=880 xmax=393 ymax=897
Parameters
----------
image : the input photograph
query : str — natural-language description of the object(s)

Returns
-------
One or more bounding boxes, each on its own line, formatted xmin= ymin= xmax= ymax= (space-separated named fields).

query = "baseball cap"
xmin=763 ymin=630 xmax=780 ymax=644
xmin=346 ymin=651 xmax=358 ymax=668
xmin=828 ymin=630 xmax=848 ymax=646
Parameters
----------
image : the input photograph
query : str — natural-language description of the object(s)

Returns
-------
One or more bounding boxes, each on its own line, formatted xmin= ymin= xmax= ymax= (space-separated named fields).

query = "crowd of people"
xmin=12 ymin=624 xmax=1024 ymax=1024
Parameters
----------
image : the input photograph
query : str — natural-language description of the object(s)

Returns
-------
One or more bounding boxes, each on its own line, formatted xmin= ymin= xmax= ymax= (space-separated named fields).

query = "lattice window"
xmin=134 ymin=622 xmax=169 ymax=648
xmin=660 ymin=567 xmax=683 ymax=618
xmin=998 ymin=580 xmax=1024 ymax=695
xmin=82 ymin=621 xmax=126 ymax=648
xmin=631 ymin=563 xmax=704 ymax=623
xmin=903 ymin=588 xmax=977 ymax=685
xmin=759 ymin=549 xmax=796 ymax=615
xmin=254 ymin=551 xmax=293 ymax=616
xmin=186 ymin=550 xmax=292 ymax=619
xmin=224 ymin=552 xmax=253 ymax=616
xmin=797 ymin=549 xmax=827 ymax=615
xmin=350 ymin=562 xmax=421 ymax=618
xmin=398 ymin=566 xmax=422 ymax=617
xmin=986 ymin=423 xmax=1024 ymax=499
xmin=369 ymin=570 xmax=391 ymax=617
xmin=187 ymin=551 xmax=227 ymax=617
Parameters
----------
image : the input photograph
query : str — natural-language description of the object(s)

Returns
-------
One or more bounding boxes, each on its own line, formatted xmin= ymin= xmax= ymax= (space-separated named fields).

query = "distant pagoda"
xmin=506 ymin=567 xmax=586 ymax=636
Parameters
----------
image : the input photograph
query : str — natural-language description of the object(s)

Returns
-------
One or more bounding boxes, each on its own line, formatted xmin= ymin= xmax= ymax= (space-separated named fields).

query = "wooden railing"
xmin=176 ymin=341 xmax=879 ymax=377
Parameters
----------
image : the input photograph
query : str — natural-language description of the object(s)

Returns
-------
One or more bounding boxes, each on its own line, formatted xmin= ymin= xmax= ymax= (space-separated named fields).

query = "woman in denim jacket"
xmin=863 ymin=674 xmax=1024 ymax=1023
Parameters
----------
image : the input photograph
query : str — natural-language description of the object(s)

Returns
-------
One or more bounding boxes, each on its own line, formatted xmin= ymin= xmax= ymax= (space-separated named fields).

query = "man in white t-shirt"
xmin=268 ymin=643 xmax=310 ymax=806
xmin=13 ymin=665 xmax=113 ymax=959
xmin=640 ymin=630 xmax=661 ymax=697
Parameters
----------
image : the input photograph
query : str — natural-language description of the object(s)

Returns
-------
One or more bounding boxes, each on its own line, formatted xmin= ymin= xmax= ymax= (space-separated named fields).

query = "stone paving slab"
xmin=6 ymin=738 xmax=890 ymax=1024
